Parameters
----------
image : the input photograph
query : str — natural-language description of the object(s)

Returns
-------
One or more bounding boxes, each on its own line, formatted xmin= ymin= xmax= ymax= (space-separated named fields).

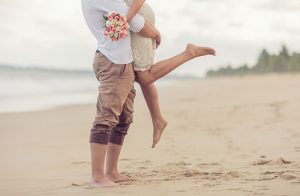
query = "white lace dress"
xmin=124 ymin=0 xmax=156 ymax=71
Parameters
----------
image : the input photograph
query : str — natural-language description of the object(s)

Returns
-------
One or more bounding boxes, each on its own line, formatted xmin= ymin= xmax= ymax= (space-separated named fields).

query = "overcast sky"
xmin=0 ymin=0 xmax=300 ymax=76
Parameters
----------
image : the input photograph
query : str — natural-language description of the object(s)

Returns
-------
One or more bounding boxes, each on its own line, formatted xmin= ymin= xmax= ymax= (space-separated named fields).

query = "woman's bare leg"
xmin=136 ymin=44 xmax=216 ymax=85
xmin=140 ymin=83 xmax=167 ymax=148
xmin=135 ymin=44 xmax=214 ymax=147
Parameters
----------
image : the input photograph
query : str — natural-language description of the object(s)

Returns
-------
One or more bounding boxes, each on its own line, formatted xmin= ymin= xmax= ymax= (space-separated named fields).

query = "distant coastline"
xmin=0 ymin=64 xmax=93 ymax=75
xmin=0 ymin=64 xmax=198 ymax=80
xmin=206 ymin=45 xmax=300 ymax=77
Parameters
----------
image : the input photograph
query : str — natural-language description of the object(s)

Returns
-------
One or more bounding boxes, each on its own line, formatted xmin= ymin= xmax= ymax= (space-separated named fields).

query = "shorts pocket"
xmin=119 ymin=64 xmax=126 ymax=77
xmin=119 ymin=64 xmax=133 ymax=79
xmin=93 ymin=56 xmax=112 ymax=81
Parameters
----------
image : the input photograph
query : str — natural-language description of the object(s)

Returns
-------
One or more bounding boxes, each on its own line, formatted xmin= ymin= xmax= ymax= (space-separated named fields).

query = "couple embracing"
xmin=81 ymin=0 xmax=215 ymax=188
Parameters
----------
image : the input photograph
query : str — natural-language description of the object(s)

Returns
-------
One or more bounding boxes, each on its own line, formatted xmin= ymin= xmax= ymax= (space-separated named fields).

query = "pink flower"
xmin=103 ymin=12 xmax=129 ymax=41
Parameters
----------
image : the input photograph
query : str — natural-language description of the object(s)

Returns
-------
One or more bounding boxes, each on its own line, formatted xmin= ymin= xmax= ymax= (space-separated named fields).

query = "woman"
xmin=125 ymin=0 xmax=216 ymax=148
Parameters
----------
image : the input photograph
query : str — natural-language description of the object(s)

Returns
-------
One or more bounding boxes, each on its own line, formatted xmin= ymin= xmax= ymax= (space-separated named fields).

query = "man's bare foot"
xmin=106 ymin=172 xmax=131 ymax=183
xmin=90 ymin=177 xmax=119 ymax=188
xmin=152 ymin=119 xmax=168 ymax=148
xmin=185 ymin=43 xmax=216 ymax=58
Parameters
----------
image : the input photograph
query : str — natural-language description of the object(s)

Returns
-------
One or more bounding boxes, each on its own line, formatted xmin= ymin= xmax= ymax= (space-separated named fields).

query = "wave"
xmin=0 ymin=64 xmax=92 ymax=73
xmin=0 ymin=64 xmax=93 ymax=78
xmin=0 ymin=64 xmax=199 ymax=112
xmin=0 ymin=64 xmax=199 ymax=79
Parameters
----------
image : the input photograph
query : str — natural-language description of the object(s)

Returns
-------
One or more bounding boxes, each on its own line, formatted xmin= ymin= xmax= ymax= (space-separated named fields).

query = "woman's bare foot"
xmin=106 ymin=172 xmax=131 ymax=183
xmin=90 ymin=177 xmax=119 ymax=188
xmin=185 ymin=43 xmax=216 ymax=58
xmin=152 ymin=119 xmax=168 ymax=148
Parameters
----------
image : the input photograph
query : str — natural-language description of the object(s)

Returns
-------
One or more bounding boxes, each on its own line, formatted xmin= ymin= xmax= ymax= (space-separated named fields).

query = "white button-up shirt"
xmin=81 ymin=0 xmax=145 ymax=64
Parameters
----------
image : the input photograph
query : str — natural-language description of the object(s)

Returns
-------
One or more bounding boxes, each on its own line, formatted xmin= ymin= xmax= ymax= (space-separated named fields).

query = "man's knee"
xmin=109 ymin=123 xmax=131 ymax=145
xmin=90 ymin=124 xmax=113 ymax=144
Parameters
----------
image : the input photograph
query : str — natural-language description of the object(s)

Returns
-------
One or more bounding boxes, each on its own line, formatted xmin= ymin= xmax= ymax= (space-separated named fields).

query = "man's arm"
xmin=139 ymin=20 xmax=161 ymax=47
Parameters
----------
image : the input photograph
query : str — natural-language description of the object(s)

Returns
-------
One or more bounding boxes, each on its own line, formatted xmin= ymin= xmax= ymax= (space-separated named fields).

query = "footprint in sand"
xmin=275 ymin=157 xmax=291 ymax=165
xmin=267 ymin=101 xmax=287 ymax=123
xmin=257 ymin=171 xmax=297 ymax=181
xmin=227 ymin=171 xmax=240 ymax=178
xmin=71 ymin=182 xmax=90 ymax=188
xmin=138 ymin=166 xmax=148 ymax=170
xmin=71 ymin=161 xmax=90 ymax=165
xmin=253 ymin=159 xmax=272 ymax=165
xmin=253 ymin=157 xmax=291 ymax=165
xmin=196 ymin=162 xmax=220 ymax=167
xmin=142 ymin=160 xmax=153 ymax=165
xmin=176 ymin=190 xmax=187 ymax=193
xmin=120 ymin=158 xmax=132 ymax=161
xmin=280 ymin=174 xmax=297 ymax=180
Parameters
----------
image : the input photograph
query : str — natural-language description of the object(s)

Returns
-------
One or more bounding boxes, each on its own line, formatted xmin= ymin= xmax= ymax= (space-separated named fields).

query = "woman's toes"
xmin=186 ymin=44 xmax=216 ymax=57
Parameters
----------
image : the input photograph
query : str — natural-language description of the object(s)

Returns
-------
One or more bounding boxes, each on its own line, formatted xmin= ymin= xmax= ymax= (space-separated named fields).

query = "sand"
xmin=0 ymin=74 xmax=300 ymax=196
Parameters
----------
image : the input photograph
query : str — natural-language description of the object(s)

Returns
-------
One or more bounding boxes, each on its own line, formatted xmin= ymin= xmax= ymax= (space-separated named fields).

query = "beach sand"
xmin=0 ymin=74 xmax=300 ymax=196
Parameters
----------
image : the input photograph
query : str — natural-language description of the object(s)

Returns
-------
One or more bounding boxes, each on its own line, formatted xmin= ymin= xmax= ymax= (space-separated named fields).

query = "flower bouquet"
xmin=103 ymin=12 xmax=130 ymax=41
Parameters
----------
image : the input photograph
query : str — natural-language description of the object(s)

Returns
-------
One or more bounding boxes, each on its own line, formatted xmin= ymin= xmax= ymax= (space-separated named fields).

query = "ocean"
xmin=0 ymin=65 xmax=195 ymax=113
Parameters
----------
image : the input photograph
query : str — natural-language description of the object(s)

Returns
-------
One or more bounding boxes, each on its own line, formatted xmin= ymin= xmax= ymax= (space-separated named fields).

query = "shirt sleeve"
xmin=129 ymin=13 xmax=145 ymax=33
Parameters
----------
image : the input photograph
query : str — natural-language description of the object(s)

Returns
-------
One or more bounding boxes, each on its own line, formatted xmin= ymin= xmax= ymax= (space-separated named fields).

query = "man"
xmin=81 ymin=0 xmax=160 ymax=187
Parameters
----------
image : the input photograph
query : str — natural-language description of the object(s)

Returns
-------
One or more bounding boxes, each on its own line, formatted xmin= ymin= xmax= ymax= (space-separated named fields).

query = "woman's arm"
xmin=139 ymin=20 xmax=161 ymax=47
xmin=127 ymin=0 xmax=145 ymax=22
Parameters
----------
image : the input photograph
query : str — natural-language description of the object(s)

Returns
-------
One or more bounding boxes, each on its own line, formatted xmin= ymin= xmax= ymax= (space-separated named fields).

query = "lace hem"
xmin=133 ymin=64 xmax=152 ymax=71
xmin=132 ymin=45 xmax=155 ymax=72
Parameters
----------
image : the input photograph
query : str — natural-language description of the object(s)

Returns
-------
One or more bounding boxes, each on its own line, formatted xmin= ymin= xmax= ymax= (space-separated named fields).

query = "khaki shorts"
xmin=90 ymin=51 xmax=136 ymax=144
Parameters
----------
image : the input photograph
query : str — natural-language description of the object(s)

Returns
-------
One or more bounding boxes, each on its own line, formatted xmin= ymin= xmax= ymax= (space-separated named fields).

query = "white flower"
xmin=106 ymin=20 xmax=111 ymax=26
xmin=118 ymin=21 xmax=124 ymax=26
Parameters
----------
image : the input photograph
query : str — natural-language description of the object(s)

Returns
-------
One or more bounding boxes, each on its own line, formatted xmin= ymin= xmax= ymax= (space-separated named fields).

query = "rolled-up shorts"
xmin=90 ymin=51 xmax=136 ymax=144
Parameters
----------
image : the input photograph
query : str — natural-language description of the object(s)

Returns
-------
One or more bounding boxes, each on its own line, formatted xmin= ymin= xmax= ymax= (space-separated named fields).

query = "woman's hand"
xmin=155 ymin=31 xmax=161 ymax=48
xmin=139 ymin=20 xmax=161 ymax=48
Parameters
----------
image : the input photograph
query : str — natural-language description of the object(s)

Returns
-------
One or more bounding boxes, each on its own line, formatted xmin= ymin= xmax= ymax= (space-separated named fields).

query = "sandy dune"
xmin=0 ymin=74 xmax=299 ymax=195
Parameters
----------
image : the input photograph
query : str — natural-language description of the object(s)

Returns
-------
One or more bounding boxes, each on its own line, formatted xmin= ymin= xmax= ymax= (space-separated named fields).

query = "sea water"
xmin=0 ymin=65 xmax=190 ymax=113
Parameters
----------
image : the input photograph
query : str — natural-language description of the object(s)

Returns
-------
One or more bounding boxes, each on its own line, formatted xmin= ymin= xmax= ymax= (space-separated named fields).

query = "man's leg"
xmin=90 ymin=96 xmax=119 ymax=188
xmin=89 ymin=53 xmax=134 ymax=187
xmin=106 ymin=88 xmax=136 ymax=182
xmin=90 ymin=142 xmax=117 ymax=187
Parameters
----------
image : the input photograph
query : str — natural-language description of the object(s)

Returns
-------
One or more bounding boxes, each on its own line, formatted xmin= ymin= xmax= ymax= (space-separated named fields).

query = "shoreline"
xmin=0 ymin=78 xmax=180 ymax=114
xmin=1 ymin=73 xmax=299 ymax=114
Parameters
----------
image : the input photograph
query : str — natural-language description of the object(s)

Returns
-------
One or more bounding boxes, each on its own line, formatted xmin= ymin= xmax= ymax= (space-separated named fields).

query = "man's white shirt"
xmin=81 ymin=0 xmax=145 ymax=64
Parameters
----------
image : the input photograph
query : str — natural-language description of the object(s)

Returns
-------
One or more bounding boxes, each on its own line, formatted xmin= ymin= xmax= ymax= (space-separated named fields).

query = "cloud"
xmin=0 ymin=0 xmax=299 ymax=76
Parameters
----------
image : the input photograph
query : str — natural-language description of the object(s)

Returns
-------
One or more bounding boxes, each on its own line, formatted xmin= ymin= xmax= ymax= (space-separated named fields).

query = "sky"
xmin=0 ymin=0 xmax=300 ymax=77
